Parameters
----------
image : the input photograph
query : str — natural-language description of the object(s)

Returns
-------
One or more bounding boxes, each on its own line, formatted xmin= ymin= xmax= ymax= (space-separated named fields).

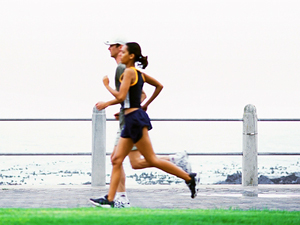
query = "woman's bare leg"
xmin=111 ymin=145 xmax=126 ymax=193
xmin=128 ymin=150 xmax=170 ymax=169
xmin=107 ymin=137 xmax=134 ymax=202
xmin=135 ymin=127 xmax=191 ymax=181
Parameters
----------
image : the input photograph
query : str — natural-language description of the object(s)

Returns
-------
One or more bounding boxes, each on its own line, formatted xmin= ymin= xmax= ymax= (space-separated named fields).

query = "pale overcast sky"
xmin=1 ymin=0 xmax=299 ymax=119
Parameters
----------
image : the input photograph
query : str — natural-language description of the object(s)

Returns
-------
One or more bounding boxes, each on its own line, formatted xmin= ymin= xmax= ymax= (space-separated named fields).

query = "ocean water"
xmin=1 ymin=155 xmax=299 ymax=186
xmin=0 ymin=120 xmax=300 ymax=185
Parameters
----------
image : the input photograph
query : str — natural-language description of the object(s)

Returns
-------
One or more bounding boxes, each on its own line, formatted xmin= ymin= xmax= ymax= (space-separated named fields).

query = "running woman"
xmin=98 ymin=38 xmax=192 ymax=208
xmin=90 ymin=42 xmax=200 ymax=208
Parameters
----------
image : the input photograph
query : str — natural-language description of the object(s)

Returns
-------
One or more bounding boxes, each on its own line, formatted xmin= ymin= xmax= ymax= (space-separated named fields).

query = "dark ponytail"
xmin=126 ymin=42 xmax=148 ymax=69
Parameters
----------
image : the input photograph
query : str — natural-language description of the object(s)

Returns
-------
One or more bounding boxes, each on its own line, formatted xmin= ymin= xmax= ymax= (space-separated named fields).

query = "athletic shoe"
xmin=170 ymin=150 xmax=192 ymax=173
xmin=114 ymin=195 xmax=131 ymax=208
xmin=90 ymin=195 xmax=114 ymax=208
xmin=186 ymin=172 xmax=201 ymax=198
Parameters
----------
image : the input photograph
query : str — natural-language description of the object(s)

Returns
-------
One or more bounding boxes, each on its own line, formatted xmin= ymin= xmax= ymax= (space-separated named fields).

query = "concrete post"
xmin=242 ymin=104 xmax=258 ymax=187
xmin=91 ymin=106 xmax=106 ymax=186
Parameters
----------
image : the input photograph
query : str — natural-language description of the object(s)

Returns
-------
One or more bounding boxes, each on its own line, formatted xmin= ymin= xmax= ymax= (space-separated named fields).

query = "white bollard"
xmin=242 ymin=104 xmax=258 ymax=187
xmin=91 ymin=106 xmax=106 ymax=186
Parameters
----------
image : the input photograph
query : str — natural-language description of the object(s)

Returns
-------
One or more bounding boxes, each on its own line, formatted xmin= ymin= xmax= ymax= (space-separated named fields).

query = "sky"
xmin=1 ymin=0 xmax=300 ymax=119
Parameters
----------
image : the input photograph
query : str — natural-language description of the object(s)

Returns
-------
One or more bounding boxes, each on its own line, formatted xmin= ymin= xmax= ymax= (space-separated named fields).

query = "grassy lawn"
xmin=0 ymin=208 xmax=299 ymax=225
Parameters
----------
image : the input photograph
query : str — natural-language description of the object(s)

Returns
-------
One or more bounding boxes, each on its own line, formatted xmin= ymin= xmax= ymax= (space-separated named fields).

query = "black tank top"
xmin=120 ymin=67 xmax=145 ymax=109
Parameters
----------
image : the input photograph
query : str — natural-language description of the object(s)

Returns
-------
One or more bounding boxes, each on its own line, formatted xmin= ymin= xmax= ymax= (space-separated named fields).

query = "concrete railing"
xmin=91 ymin=104 xmax=261 ymax=187
xmin=1 ymin=104 xmax=300 ymax=187
xmin=242 ymin=104 xmax=258 ymax=187
xmin=91 ymin=106 xmax=106 ymax=186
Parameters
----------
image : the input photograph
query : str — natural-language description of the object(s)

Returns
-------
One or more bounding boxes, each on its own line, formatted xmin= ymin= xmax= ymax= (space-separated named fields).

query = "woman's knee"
xmin=144 ymin=156 xmax=159 ymax=167
xmin=110 ymin=146 xmax=117 ymax=161
xmin=111 ymin=155 xmax=123 ymax=167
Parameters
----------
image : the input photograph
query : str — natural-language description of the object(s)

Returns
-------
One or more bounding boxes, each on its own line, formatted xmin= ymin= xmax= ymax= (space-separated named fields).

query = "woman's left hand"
xmin=103 ymin=76 xmax=109 ymax=87
xmin=114 ymin=112 xmax=120 ymax=120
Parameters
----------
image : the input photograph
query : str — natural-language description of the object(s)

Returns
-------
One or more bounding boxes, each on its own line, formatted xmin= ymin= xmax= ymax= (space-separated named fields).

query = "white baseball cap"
xmin=104 ymin=37 xmax=127 ymax=45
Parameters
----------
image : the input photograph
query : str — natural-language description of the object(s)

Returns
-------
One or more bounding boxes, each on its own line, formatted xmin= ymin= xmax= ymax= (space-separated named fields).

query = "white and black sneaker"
xmin=170 ymin=150 xmax=192 ymax=173
xmin=114 ymin=195 xmax=131 ymax=208
xmin=90 ymin=195 xmax=114 ymax=208
xmin=186 ymin=172 xmax=201 ymax=198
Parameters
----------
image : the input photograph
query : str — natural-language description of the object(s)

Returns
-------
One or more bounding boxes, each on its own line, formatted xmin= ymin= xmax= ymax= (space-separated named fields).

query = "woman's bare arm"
xmin=97 ymin=68 xmax=135 ymax=110
xmin=141 ymin=73 xmax=163 ymax=111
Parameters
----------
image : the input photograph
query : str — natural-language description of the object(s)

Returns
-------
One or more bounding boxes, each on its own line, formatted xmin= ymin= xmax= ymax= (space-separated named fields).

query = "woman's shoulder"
xmin=124 ymin=67 xmax=138 ymax=75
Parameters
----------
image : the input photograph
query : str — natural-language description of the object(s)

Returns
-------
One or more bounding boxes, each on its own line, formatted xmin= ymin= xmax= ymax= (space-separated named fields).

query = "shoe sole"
xmin=90 ymin=200 xmax=113 ymax=208
xmin=194 ymin=173 xmax=201 ymax=198
xmin=189 ymin=172 xmax=201 ymax=198
xmin=114 ymin=204 xmax=131 ymax=208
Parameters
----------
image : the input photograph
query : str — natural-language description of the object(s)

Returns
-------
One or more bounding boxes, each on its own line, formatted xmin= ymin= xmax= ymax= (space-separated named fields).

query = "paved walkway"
xmin=1 ymin=185 xmax=299 ymax=210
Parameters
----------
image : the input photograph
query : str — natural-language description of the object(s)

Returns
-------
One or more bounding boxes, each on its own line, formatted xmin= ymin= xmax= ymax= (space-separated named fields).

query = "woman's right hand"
xmin=95 ymin=101 xmax=108 ymax=111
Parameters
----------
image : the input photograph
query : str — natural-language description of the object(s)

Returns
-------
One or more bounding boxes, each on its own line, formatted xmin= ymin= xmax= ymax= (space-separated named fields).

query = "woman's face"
xmin=120 ymin=45 xmax=133 ymax=65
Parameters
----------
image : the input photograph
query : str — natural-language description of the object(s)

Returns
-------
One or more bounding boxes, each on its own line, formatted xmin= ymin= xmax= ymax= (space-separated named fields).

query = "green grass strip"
xmin=0 ymin=208 xmax=299 ymax=225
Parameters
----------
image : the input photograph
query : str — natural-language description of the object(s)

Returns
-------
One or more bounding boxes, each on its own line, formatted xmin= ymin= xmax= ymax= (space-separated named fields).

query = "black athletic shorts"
xmin=121 ymin=108 xmax=152 ymax=143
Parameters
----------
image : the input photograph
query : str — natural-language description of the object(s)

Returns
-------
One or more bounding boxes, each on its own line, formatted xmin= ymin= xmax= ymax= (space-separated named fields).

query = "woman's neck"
xmin=125 ymin=62 xmax=135 ymax=68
